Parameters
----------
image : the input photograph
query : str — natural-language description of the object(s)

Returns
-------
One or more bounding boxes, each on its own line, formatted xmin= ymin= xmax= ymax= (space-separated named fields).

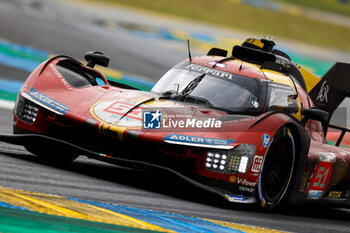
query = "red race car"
xmin=1 ymin=38 xmax=350 ymax=209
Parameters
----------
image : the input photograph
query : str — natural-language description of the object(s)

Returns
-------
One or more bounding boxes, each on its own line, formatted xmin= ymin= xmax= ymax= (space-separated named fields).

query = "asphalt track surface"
xmin=0 ymin=0 xmax=350 ymax=232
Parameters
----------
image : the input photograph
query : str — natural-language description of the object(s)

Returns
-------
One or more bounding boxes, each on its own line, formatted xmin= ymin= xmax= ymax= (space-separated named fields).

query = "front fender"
xmin=247 ymin=111 xmax=311 ymax=204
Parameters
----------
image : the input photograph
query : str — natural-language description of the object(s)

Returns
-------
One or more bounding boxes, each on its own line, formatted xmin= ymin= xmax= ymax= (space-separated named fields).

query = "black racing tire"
xmin=25 ymin=142 xmax=79 ymax=164
xmin=257 ymin=126 xmax=296 ymax=209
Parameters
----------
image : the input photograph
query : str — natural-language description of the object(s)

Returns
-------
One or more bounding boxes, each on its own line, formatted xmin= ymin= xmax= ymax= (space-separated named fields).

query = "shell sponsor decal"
xmin=229 ymin=175 xmax=237 ymax=183
xmin=236 ymin=178 xmax=257 ymax=187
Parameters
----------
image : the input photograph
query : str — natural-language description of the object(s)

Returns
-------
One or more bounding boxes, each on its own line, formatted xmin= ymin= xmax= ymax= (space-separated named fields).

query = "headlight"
xmin=15 ymin=95 xmax=39 ymax=124
xmin=206 ymin=144 xmax=256 ymax=174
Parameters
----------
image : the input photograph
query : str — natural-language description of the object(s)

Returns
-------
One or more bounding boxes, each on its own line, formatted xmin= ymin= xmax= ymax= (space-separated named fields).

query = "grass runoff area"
xmin=82 ymin=0 xmax=350 ymax=52
xmin=275 ymin=0 xmax=350 ymax=17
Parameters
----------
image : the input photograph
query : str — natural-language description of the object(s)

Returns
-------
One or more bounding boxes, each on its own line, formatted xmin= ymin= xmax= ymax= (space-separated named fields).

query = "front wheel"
xmin=25 ymin=141 xmax=79 ymax=164
xmin=257 ymin=126 xmax=296 ymax=209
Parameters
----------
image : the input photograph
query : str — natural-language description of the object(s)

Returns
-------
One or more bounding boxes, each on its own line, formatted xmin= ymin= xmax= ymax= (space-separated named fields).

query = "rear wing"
xmin=308 ymin=62 xmax=350 ymax=145
xmin=328 ymin=123 xmax=350 ymax=146
xmin=309 ymin=62 xmax=350 ymax=121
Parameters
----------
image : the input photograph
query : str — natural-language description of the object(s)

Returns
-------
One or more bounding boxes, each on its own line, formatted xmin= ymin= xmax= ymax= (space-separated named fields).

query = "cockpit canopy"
xmin=152 ymin=61 xmax=298 ymax=115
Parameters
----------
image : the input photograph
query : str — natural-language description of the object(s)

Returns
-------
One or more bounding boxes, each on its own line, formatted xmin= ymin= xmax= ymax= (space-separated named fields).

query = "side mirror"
xmin=207 ymin=48 xmax=228 ymax=57
xmin=300 ymin=108 xmax=329 ymax=126
xmin=84 ymin=51 xmax=110 ymax=68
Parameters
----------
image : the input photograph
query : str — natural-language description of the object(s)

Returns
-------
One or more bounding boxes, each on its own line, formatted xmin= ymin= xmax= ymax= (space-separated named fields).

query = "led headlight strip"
xmin=206 ymin=144 xmax=256 ymax=174
xmin=15 ymin=95 xmax=39 ymax=124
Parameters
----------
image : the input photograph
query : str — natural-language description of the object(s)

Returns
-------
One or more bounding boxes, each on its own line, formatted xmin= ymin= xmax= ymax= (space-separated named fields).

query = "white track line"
xmin=0 ymin=100 xmax=14 ymax=111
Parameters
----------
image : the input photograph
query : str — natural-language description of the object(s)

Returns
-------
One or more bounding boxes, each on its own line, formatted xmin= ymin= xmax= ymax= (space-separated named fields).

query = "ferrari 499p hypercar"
xmin=1 ymin=38 xmax=350 ymax=209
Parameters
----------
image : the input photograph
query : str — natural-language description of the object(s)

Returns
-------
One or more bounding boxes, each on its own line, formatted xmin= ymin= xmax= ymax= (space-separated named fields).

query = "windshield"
xmin=152 ymin=62 xmax=266 ymax=114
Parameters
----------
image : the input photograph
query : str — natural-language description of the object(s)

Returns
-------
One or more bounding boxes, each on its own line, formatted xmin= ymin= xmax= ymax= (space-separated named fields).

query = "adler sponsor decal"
xmin=27 ymin=88 xmax=69 ymax=114
xmin=163 ymin=134 xmax=235 ymax=146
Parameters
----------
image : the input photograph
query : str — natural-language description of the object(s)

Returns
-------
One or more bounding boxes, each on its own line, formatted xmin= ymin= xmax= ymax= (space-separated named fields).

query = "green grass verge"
xmin=274 ymin=0 xmax=350 ymax=17
xmin=0 ymin=90 xmax=17 ymax=102
xmin=327 ymin=140 xmax=349 ymax=148
xmin=80 ymin=0 xmax=350 ymax=51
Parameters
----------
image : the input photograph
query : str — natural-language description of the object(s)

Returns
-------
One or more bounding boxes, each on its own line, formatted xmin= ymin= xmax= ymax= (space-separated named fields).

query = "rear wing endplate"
xmin=309 ymin=62 xmax=350 ymax=127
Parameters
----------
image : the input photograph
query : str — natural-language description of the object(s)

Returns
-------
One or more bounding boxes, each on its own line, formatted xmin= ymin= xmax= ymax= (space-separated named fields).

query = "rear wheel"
xmin=257 ymin=126 xmax=296 ymax=209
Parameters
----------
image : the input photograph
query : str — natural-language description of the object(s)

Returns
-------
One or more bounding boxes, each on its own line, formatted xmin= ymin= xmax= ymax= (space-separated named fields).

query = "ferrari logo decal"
xmin=104 ymin=101 xmax=142 ymax=120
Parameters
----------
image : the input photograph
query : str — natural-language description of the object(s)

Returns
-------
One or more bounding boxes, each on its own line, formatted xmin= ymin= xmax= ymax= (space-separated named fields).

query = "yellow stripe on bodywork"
xmin=297 ymin=65 xmax=321 ymax=92
xmin=0 ymin=187 xmax=172 ymax=232
xmin=206 ymin=219 xmax=287 ymax=233
xmin=99 ymin=123 xmax=126 ymax=140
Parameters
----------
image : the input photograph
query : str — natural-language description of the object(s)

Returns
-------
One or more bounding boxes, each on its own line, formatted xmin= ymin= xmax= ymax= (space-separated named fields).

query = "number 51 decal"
xmin=310 ymin=161 xmax=332 ymax=191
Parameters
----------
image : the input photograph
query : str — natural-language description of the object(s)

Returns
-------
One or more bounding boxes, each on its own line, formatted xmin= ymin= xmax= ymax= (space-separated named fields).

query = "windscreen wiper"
xmin=181 ymin=73 xmax=206 ymax=95
xmin=159 ymin=74 xmax=210 ymax=106
xmin=159 ymin=73 xmax=206 ymax=99
xmin=159 ymin=90 xmax=177 ymax=98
